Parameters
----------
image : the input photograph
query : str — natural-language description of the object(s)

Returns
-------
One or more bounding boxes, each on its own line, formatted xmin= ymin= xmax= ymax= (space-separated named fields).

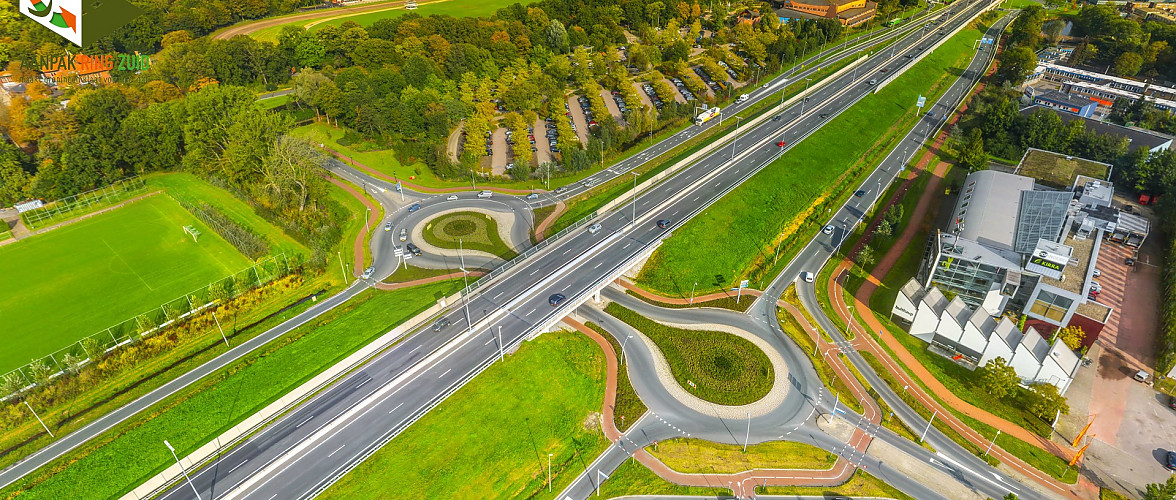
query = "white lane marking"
xmin=389 ymin=402 xmax=403 ymax=414
xmin=438 ymin=368 xmax=452 ymax=379
xmin=296 ymin=416 xmax=314 ymax=428
xmin=327 ymin=445 xmax=345 ymax=458
xmin=355 ymin=379 xmax=369 ymax=390
xmin=527 ymin=307 xmax=538 ymax=316
xmin=593 ymin=261 xmax=603 ymax=270
xmin=228 ymin=460 xmax=250 ymax=475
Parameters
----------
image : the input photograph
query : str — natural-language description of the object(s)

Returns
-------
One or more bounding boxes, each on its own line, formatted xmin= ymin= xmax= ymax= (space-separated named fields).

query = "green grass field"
xmin=605 ymin=303 xmax=774 ymax=406
xmin=250 ymin=0 xmax=521 ymax=42
xmin=649 ymin=438 xmax=836 ymax=473
xmin=636 ymin=28 xmax=984 ymax=296
xmin=320 ymin=330 xmax=609 ymax=500
xmin=421 ymin=211 xmax=518 ymax=260
xmin=0 ymin=195 xmax=252 ymax=373
xmin=4 ymin=281 xmax=461 ymax=499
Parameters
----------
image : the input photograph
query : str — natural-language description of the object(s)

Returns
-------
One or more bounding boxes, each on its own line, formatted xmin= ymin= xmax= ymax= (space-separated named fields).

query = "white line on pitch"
xmin=327 ymin=445 xmax=345 ymax=458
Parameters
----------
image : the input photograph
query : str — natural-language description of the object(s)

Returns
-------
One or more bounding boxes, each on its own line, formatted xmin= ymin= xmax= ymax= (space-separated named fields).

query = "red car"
xmin=776 ymin=140 xmax=786 ymax=147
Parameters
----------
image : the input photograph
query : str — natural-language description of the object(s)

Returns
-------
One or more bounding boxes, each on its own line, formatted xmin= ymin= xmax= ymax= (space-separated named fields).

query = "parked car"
xmin=1167 ymin=451 xmax=1176 ymax=471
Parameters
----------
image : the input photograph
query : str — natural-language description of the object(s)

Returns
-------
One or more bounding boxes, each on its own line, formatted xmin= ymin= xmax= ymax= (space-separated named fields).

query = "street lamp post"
xmin=497 ymin=325 xmax=504 ymax=362
xmin=459 ymin=239 xmax=472 ymax=333
xmin=24 ymin=401 xmax=53 ymax=438
xmin=730 ymin=116 xmax=743 ymax=160
xmin=920 ymin=409 xmax=937 ymax=443
xmin=630 ymin=172 xmax=639 ymax=227
xmin=164 ymin=440 xmax=202 ymax=500
xmin=744 ymin=411 xmax=751 ymax=452
xmin=690 ymin=281 xmax=698 ymax=304
xmin=548 ymin=453 xmax=554 ymax=491
xmin=620 ymin=334 xmax=633 ymax=365
xmin=799 ymin=78 xmax=813 ymax=114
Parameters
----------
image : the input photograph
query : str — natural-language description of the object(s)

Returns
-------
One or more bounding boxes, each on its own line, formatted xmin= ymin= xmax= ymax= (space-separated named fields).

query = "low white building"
xmin=893 ymin=279 xmax=1081 ymax=394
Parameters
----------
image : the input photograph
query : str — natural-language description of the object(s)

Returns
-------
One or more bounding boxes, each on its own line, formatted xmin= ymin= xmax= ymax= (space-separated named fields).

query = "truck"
xmin=694 ymin=107 xmax=720 ymax=126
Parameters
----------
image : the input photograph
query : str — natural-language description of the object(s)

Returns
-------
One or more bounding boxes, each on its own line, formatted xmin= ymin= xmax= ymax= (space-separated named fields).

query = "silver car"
xmin=588 ymin=223 xmax=602 ymax=234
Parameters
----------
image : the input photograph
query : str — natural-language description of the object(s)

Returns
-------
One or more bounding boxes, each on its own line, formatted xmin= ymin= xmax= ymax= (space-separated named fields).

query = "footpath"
xmin=818 ymin=68 xmax=1099 ymax=499
xmin=565 ymin=283 xmax=883 ymax=498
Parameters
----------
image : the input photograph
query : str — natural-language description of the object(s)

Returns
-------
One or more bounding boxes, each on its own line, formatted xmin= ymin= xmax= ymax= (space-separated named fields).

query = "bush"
xmin=176 ymin=199 xmax=270 ymax=259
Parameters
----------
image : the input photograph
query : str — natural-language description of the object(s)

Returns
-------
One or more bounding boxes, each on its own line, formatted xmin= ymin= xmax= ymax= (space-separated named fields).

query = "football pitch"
xmin=0 ymin=195 xmax=252 ymax=374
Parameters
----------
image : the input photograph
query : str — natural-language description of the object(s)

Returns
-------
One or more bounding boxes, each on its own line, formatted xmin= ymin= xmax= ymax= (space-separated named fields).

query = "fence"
xmin=20 ymin=176 xmax=148 ymax=230
xmin=175 ymin=199 xmax=270 ymax=259
xmin=0 ymin=253 xmax=291 ymax=400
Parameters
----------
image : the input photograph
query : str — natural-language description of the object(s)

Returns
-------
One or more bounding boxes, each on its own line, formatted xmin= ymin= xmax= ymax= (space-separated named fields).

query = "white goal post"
xmin=184 ymin=225 xmax=201 ymax=242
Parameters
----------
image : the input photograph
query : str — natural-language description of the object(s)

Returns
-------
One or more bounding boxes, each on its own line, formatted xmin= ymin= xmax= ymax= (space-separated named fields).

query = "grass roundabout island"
xmin=421 ymin=211 xmax=518 ymax=260
xmin=605 ymin=303 xmax=774 ymax=406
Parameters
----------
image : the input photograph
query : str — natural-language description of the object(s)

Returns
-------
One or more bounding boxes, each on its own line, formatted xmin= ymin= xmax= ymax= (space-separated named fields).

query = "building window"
xmin=1029 ymin=289 xmax=1072 ymax=322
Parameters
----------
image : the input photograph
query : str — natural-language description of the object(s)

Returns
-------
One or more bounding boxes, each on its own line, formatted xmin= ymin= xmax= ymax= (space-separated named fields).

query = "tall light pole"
xmin=690 ymin=281 xmax=698 ymax=304
xmin=920 ymin=409 xmax=937 ymax=443
xmin=730 ymin=116 xmax=743 ymax=160
xmin=744 ymin=411 xmax=750 ymax=452
xmin=548 ymin=453 xmax=554 ymax=491
xmin=24 ymin=401 xmax=53 ymax=437
xmin=497 ymin=325 xmax=504 ymax=362
xmin=799 ymin=78 xmax=813 ymax=114
xmin=164 ymin=440 xmax=202 ymax=500
xmin=459 ymin=239 xmax=472 ymax=333
xmin=620 ymin=334 xmax=633 ymax=365
xmin=630 ymin=172 xmax=639 ymax=227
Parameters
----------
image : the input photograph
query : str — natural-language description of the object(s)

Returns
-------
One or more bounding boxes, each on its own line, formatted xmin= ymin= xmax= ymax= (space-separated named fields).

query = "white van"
xmin=802 ymin=272 xmax=815 ymax=283
xmin=477 ymin=190 xmax=493 ymax=198
xmin=736 ymin=94 xmax=749 ymax=104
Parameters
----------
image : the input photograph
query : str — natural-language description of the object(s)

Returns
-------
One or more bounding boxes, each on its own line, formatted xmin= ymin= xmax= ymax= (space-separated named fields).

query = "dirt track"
xmin=213 ymin=0 xmax=411 ymax=40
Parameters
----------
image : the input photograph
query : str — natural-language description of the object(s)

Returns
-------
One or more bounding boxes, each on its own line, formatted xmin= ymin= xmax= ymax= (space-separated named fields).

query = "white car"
xmin=823 ymin=225 xmax=834 ymax=235
xmin=399 ymin=228 xmax=407 ymax=242
xmin=526 ymin=193 xmax=539 ymax=200
xmin=477 ymin=190 xmax=493 ymax=198
xmin=362 ymin=266 xmax=375 ymax=279
xmin=384 ymin=222 xmax=392 ymax=232
xmin=588 ymin=223 xmax=602 ymax=234
xmin=446 ymin=194 xmax=458 ymax=201
xmin=802 ymin=272 xmax=815 ymax=283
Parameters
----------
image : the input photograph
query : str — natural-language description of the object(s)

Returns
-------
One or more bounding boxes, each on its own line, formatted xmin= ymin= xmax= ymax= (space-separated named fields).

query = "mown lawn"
xmin=590 ymin=322 xmax=649 ymax=432
xmin=636 ymin=28 xmax=985 ymax=296
xmin=421 ymin=210 xmax=518 ymax=260
xmin=3 ymin=281 xmax=461 ymax=500
xmin=648 ymin=438 xmax=837 ymax=473
xmin=0 ymin=194 xmax=252 ymax=373
xmin=320 ymin=331 xmax=610 ymax=500
xmin=605 ymin=303 xmax=774 ymax=406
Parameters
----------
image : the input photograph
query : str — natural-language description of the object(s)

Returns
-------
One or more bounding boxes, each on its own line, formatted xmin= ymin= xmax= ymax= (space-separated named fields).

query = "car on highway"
xmin=447 ymin=194 xmax=458 ymax=201
xmin=362 ymin=266 xmax=375 ymax=279
xmin=432 ymin=318 xmax=451 ymax=332
xmin=823 ymin=225 xmax=834 ymax=235
xmin=776 ymin=140 xmax=787 ymax=147
xmin=736 ymin=94 xmax=749 ymax=104
xmin=548 ymin=293 xmax=566 ymax=306
xmin=868 ymin=79 xmax=878 ymax=85
xmin=400 ymin=228 xmax=407 ymax=241
xmin=526 ymin=193 xmax=539 ymax=200
xmin=802 ymin=271 xmax=815 ymax=283
xmin=819 ymin=113 xmax=829 ymax=119
xmin=555 ymin=186 xmax=568 ymax=194
xmin=406 ymin=243 xmax=422 ymax=256
xmin=384 ymin=222 xmax=392 ymax=231
xmin=478 ymin=190 xmax=493 ymax=198
xmin=408 ymin=203 xmax=422 ymax=212
xmin=880 ymin=68 xmax=888 ymax=73
xmin=656 ymin=219 xmax=670 ymax=229
xmin=772 ymin=114 xmax=782 ymax=121
xmin=854 ymin=190 xmax=866 ymax=197
xmin=588 ymin=223 xmax=602 ymax=234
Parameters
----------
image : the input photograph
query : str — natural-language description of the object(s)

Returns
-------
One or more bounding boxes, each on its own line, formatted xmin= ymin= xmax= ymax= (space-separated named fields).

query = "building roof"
xmin=993 ymin=318 xmax=1024 ymax=349
xmin=1036 ymin=62 xmax=1176 ymax=98
xmin=1118 ymin=210 xmax=1150 ymax=235
xmin=1015 ymin=148 xmax=1111 ymax=189
xmin=1035 ymin=89 xmax=1096 ymax=109
xmin=946 ymin=297 xmax=972 ymax=326
xmin=1022 ymin=326 xmax=1052 ymax=363
xmin=1020 ymin=105 xmax=1174 ymax=152
xmin=968 ymin=306 xmax=998 ymax=333
xmin=1014 ymin=190 xmax=1072 ymax=254
xmin=1066 ymin=81 xmax=1176 ymax=110
xmin=901 ymin=278 xmax=925 ymax=304
xmin=954 ymin=170 xmax=1036 ymax=252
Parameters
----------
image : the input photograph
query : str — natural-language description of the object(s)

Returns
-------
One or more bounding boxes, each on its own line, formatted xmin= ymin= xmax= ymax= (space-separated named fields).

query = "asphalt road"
xmin=147 ymin=3 xmax=1007 ymax=499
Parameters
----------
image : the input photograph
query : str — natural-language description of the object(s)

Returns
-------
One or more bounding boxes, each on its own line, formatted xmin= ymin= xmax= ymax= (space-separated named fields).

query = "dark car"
xmin=1167 ymin=451 xmax=1176 ymax=471
xmin=656 ymin=219 xmax=670 ymax=229
xmin=1169 ymin=395 xmax=1176 ymax=411
xmin=406 ymin=242 xmax=422 ymax=256
xmin=432 ymin=318 xmax=451 ymax=331
xmin=854 ymin=190 xmax=866 ymax=197
xmin=548 ymin=293 xmax=566 ymax=306
xmin=408 ymin=203 xmax=422 ymax=213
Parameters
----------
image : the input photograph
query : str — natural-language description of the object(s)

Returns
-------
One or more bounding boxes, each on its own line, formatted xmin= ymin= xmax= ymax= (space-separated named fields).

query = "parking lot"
xmin=565 ymin=95 xmax=590 ymax=145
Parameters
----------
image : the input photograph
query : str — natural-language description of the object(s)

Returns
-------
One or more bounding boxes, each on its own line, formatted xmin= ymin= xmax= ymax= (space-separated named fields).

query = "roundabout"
xmin=420 ymin=211 xmax=518 ymax=260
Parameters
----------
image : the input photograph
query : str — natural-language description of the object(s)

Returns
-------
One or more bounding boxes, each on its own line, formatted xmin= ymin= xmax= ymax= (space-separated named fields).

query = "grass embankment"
xmin=624 ymin=289 xmax=755 ymax=312
xmin=421 ymin=211 xmax=518 ymax=260
xmin=648 ymin=438 xmax=837 ymax=473
xmin=249 ymin=0 xmax=520 ymax=42
xmin=601 ymin=461 xmax=912 ymax=499
xmin=605 ymin=303 xmax=774 ymax=406
xmin=775 ymin=305 xmax=864 ymax=415
xmin=0 ymin=194 xmax=252 ymax=373
xmin=383 ymin=264 xmax=460 ymax=283
xmin=589 ymin=322 xmax=648 ymax=433
xmin=636 ymin=27 xmax=987 ymax=297
xmin=319 ymin=331 xmax=610 ymax=500
xmin=761 ymin=470 xmax=916 ymax=499
xmin=3 ymin=281 xmax=462 ymax=500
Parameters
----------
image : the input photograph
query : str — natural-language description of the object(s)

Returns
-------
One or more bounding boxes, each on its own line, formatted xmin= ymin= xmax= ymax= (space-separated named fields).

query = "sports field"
xmin=251 ymin=0 xmax=520 ymax=42
xmin=0 ymin=195 xmax=251 ymax=373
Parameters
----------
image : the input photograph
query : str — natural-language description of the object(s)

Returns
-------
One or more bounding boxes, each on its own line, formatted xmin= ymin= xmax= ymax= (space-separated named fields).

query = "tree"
xmin=875 ymin=219 xmax=892 ymax=238
xmin=1144 ymin=476 xmax=1176 ymax=500
xmin=958 ymin=129 xmax=987 ymax=172
xmin=1056 ymin=325 xmax=1086 ymax=351
xmin=544 ymin=20 xmax=570 ymax=54
xmin=856 ymin=245 xmax=875 ymax=267
xmin=1027 ymin=382 xmax=1069 ymax=421
xmin=995 ymin=46 xmax=1037 ymax=86
xmin=980 ymin=357 xmax=1018 ymax=399
xmin=1113 ymin=52 xmax=1143 ymax=77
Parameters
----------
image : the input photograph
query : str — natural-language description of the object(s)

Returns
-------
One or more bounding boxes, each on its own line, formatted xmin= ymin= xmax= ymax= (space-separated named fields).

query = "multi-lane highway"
xmin=147 ymin=1 xmax=1007 ymax=499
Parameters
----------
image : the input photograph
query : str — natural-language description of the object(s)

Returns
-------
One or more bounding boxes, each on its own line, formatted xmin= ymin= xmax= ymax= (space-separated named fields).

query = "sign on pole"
xmin=739 ymin=280 xmax=750 ymax=288
xmin=916 ymin=95 xmax=926 ymax=108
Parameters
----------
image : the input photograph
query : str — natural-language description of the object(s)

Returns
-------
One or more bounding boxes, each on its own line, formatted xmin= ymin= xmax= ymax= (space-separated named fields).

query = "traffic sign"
xmin=916 ymin=95 xmax=926 ymax=108
xmin=740 ymin=280 xmax=750 ymax=288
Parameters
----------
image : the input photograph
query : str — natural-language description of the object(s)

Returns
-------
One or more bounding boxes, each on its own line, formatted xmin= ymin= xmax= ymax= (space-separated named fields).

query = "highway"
xmin=148 ymin=1 xmax=1006 ymax=499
